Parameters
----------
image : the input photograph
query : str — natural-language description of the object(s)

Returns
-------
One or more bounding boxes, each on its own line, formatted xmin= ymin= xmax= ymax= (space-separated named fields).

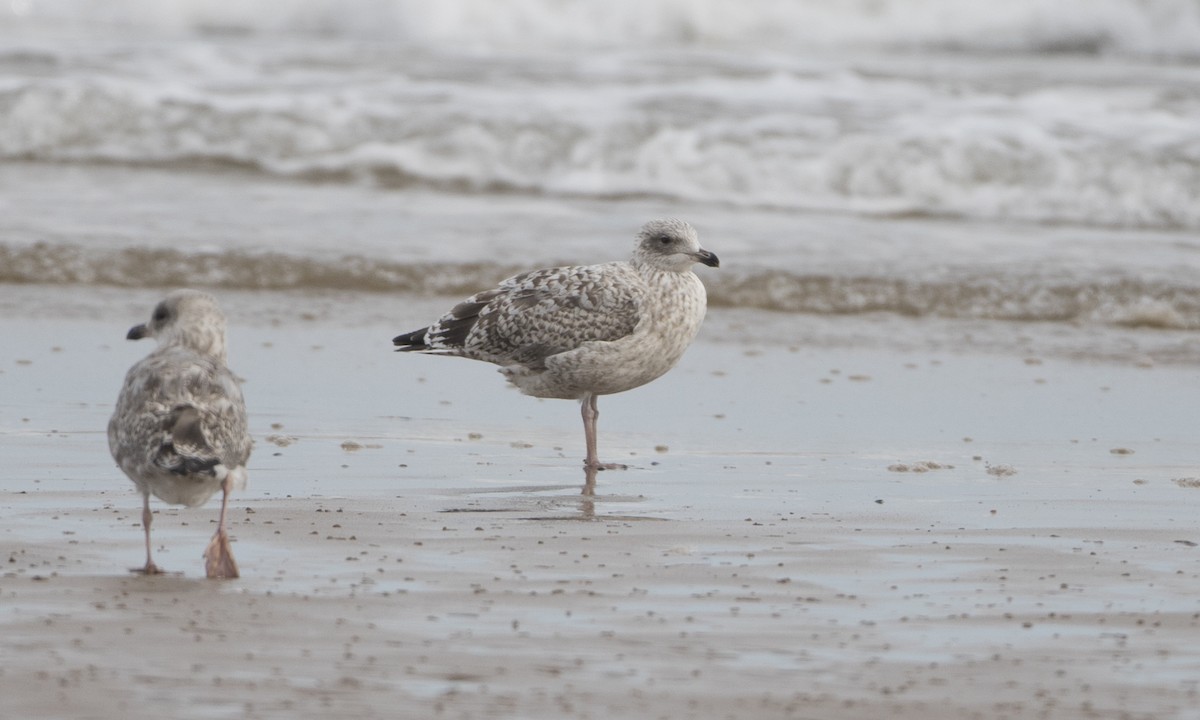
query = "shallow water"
xmin=3 ymin=1 xmax=1200 ymax=343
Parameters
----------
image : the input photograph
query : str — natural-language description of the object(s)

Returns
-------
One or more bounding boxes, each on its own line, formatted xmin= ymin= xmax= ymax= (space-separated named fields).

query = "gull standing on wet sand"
xmin=108 ymin=290 xmax=252 ymax=578
xmin=393 ymin=218 xmax=719 ymax=472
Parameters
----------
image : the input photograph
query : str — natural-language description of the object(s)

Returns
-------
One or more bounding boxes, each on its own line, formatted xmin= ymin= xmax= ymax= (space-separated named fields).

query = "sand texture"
xmin=3 ymin=288 xmax=1199 ymax=719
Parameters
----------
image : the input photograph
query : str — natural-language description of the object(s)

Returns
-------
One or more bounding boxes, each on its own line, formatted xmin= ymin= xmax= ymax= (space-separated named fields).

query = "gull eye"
xmin=657 ymin=235 xmax=672 ymax=246
xmin=152 ymin=304 xmax=169 ymax=323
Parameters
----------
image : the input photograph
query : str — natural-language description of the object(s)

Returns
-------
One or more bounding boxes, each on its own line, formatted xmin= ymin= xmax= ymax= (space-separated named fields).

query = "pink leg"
xmin=203 ymin=474 xmax=240 ymax=579
xmin=140 ymin=494 xmax=163 ymax=575
xmin=580 ymin=393 xmax=627 ymax=471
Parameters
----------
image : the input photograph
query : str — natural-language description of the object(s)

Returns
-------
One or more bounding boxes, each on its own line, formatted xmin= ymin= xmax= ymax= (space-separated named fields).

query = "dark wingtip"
xmin=126 ymin=324 xmax=148 ymax=341
xmin=393 ymin=328 xmax=430 ymax=351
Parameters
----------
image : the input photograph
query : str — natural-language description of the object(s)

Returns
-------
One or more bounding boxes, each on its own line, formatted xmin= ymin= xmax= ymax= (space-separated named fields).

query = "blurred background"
xmin=2 ymin=0 xmax=1199 ymax=358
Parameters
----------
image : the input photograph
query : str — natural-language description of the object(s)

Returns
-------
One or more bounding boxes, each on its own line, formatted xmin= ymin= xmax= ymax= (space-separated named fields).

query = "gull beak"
xmin=127 ymin=324 xmax=149 ymax=341
xmin=694 ymin=248 xmax=720 ymax=268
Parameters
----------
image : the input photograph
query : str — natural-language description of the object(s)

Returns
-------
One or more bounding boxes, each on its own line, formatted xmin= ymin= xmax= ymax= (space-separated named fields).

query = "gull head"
xmin=632 ymin=218 xmax=719 ymax=273
xmin=127 ymin=289 xmax=229 ymax=361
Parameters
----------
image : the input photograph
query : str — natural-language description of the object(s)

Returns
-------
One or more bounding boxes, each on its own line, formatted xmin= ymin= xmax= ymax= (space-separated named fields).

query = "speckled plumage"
xmin=394 ymin=218 xmax=719 ymax=470
xmin=108 ymin=290 xmax=251 ymax=578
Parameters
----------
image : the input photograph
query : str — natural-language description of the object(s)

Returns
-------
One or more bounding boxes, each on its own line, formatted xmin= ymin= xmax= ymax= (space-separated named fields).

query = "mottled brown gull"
xmin=108 ymin=290 xmax=252 ymax=578
xmin=393 ymin=218 xmax=719 ymax=471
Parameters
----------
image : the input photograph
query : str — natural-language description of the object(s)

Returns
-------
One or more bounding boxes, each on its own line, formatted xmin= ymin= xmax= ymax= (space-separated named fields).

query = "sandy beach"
xmin=4 ymin=2 xmax=1200 ymax=716
xmin=2 ymin=286 xmax=1199 ymax=719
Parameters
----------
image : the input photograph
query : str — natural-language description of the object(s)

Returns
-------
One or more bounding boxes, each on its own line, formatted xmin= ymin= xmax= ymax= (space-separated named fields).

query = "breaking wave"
xmin=3 ymin=75 xmax=1198 ymax=232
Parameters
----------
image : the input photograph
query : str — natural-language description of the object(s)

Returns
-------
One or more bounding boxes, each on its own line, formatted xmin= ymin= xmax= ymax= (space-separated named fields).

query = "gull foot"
xmin=203 ymin=531 xmax=240 ymax=580
xmin=134 ymin=561 xmax=165 ymax=576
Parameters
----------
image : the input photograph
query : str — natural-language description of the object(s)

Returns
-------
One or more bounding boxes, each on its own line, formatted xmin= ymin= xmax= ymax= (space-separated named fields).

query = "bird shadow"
xmin=26 ymin=572 xmax=232 ymax=595
xmin=127 ymin=567 xmax=240 ymax=585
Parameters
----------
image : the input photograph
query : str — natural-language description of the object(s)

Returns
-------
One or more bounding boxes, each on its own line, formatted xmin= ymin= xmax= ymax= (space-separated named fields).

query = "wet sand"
xmin=3 ymin=287 xmax=1200 ymax=719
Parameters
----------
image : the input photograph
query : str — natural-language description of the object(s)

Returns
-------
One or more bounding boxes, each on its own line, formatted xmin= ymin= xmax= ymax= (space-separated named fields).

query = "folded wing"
xmin=395 ymin=264 xmax=645 ymax=367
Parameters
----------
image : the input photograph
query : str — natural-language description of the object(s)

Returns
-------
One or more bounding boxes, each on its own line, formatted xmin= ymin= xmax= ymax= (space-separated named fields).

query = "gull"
xmin=108 ymin=290 xmax=252 ymax=578
xmin=393 ymin=218 xmax=719 ymax=471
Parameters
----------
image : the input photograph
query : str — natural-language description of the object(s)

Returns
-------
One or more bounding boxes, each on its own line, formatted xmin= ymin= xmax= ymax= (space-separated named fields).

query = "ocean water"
xmin=2 ymin=1 xmax=1199 ymax=357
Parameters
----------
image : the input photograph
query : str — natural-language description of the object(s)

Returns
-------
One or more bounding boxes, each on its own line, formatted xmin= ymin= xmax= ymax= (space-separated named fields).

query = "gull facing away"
xmin=108 ymin=290 xmax=252 ymax=578
xmin=393 ymin=218 xmax=719 ymax=471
